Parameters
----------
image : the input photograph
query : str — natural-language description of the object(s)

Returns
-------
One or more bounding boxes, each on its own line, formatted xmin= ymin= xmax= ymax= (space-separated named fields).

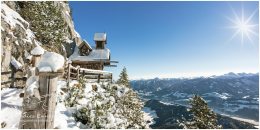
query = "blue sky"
xmin=69 ymin=1 xmax=259 ymax=80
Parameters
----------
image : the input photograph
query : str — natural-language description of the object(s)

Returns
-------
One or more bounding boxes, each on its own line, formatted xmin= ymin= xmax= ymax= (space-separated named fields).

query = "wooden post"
xmin=10 ymin=69 xmax=15 ymax=87
xmin=111 ymin=73 xmax=113 ymax=83
xmin=97 ymin=74 xmax=101 ymax=83
xmin=32 ymin=55 xmax=41 ymax=67
xmin=76 ymin=65 xmax=80 ymax=80
xmin=19 ymin=69 xmax=63 ymax=129
xmin=46 ymin=75 xmax=58 ymax=128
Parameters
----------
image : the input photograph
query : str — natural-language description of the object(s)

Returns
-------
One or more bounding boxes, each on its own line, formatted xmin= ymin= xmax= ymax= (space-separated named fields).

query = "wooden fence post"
xmin=46 ymin=75 xmax=58 ymax=128
xmin=111 ymin=73 xmax=113 ymax=83
xmin=32 ymin=55 xmax=42 ymax=67
xmin=38 ymin=70 xmax=63 ymax=129
xmin=10 ymin=69 xmax=15 ymax=87
xmin=19 ymin=69 xmax=63 ymax=129
xmin=67 ymin=61 xmax=71 ymax=87
xmin=76 ymin=65 xmax=80 ymax=80
xmin=97 ymin=74 xmax=101 ymax=83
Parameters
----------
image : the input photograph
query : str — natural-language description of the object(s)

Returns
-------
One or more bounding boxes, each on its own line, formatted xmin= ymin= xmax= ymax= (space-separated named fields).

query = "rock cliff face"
xmin=54 ymin=1 xmax=82 ymax=57
xmin=1 ymin=2 xmax=37 ymax=72
xmin=56 ymin=2 xmax=82 ymax=45
xmin=1 ymin=1 xmax=82 ymax=73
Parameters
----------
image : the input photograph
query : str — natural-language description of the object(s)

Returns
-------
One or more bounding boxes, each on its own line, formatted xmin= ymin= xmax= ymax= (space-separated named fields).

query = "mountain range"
xmin=131 ymin=72 xmax=259 ymax=124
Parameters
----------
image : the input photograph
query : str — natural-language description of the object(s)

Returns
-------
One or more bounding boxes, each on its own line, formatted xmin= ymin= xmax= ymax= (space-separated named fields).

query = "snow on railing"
xmin=66 ymin=63 xmax=113 ymax=85
xmin=79 ymin=68 xmax=112 ymax=75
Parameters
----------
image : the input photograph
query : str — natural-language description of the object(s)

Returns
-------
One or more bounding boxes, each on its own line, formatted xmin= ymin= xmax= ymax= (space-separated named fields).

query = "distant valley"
xmin=144 ymin=100 xmax=257 ymax=129
xmin=131 ymin=72 xmax=259 ymax=127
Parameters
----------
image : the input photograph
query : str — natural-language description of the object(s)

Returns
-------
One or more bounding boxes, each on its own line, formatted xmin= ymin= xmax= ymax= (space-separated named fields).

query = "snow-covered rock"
xmin=1 ymin=2 xmax=39 ymax=75
xmin=56 ymin=2 xmax=83 ymax=57
xmin=10 ymin=57 xmax=22 ymax=70
xmin=31 ymin=45 xmax=45 ymax=55
xmin=1 ymin=1 xmax=84 ymax=74
xmin=1 ymin=3 xmax=29 ymax=29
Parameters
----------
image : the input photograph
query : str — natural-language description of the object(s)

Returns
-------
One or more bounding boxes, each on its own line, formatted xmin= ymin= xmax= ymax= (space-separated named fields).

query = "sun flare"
xmin=227 ymin=5 xmax=258 ymax=45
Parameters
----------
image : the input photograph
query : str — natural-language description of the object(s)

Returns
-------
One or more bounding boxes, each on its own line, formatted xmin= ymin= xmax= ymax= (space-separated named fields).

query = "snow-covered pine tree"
xmin=183 ymin=95 xmax=222 ymax=129
xmin=65 ymin=77 xmax=86 ymax=107
xmin=74 ymin=83 xmax=149 ymax=129
xmin=117 ymin=88 xmax=147 ymax=128
xmin=18 ymin=1 xmax=68 ymax=54
xmin=116 ymin=67 xmax=147 ymax=128
xmin=117 ymin=67 xmax=130 ymax=88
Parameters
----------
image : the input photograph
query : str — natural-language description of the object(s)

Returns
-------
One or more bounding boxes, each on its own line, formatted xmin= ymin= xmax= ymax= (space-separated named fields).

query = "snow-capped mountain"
xmin=131 ymin=73 xmax=259 ymax=121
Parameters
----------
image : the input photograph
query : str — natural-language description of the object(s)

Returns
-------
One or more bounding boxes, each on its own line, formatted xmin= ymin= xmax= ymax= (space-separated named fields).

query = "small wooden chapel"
xmin=69 ymin=33 xmax=118 ymax=70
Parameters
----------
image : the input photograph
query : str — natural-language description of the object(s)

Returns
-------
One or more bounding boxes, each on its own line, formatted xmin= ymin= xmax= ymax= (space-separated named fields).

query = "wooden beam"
xmin=83 ymin=75 xmax=112 ymax=79
xmin=71 ymin=60 xmax=118 ymax=64
xmin=1 ymin=71 xmax=12 ymax=75
xmin=104 ymin=65 xmax=117 ymax=67
xmin=37 ymin=68 xmax=64 ymax=76
xmin=79 ymin=68 xmax=112 ymax=75
xmin=109 ymin=61 xmax=119 ymax=63
xmin=1 ymin=81 xmax=12 ymax=85
xmin=72 ymin=60 xmax=109 ymax=64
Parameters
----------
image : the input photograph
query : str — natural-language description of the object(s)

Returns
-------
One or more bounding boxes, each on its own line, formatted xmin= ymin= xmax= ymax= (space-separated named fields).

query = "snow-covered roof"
xmin=37 ymin=52 xmax=65 ymax=72
xmin=74 ymin=30 xmax=81 ymax=38
xmin=10 ymin=57 xmax=22 ymax=70
xmin=94 ymin=33 xmax=106 ymax=41
xmin=31 ymin=46 xmax=45 ymax=55
xmin=79 ymin=40 xmax=92 ymax=50
xmin=89 ymin=48 xmax=110 ymax=60
xmin=69 ymin=46 xmax=110 ymax=62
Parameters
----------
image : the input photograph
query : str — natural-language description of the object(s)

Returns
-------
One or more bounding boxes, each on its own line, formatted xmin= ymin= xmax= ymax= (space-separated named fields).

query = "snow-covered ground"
xmin=202 ymin=92 xmax=231 ymax=100
xmin=0 ymin=81 xmax=80 ymax=129
xmin=159 ymin=101 xmax=175 ymax=106
xmin=220 ymin=113 xmax=259 ymax=127
xmin=143 ymin=107 xmax=158 ymax=126
xmin=54 ymin=80 xmax=79 ymax=129
xmin=1 ymin=79 xmax=153 ymax=129
xmin=1 ymin=88 xmax=24 ymax=128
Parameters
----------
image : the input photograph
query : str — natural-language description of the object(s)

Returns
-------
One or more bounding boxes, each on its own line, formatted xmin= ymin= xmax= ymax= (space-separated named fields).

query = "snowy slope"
xmin=1 ymin=88 xmax=24 ymax=128
xmin=1 ymin=79 xmax=152 ymax=129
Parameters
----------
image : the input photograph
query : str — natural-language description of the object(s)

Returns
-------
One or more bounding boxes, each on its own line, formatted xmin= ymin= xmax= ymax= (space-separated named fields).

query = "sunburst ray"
xmin=227 ymin=4 xmax=258 ymax=45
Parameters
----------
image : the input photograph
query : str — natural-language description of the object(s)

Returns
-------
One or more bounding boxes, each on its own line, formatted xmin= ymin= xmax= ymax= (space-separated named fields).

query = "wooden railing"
xmin=1 ymin=71 xmax=26 ymax=88
xmin=1 ymin=71 xmax=12 ymax=86
xmin=66 ymin=63 xmax=113 ymax=84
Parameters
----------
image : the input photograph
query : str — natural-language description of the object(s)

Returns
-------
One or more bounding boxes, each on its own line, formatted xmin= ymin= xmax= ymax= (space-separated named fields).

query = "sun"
xmin=226 ymin=5 xmax=258 ymax=45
